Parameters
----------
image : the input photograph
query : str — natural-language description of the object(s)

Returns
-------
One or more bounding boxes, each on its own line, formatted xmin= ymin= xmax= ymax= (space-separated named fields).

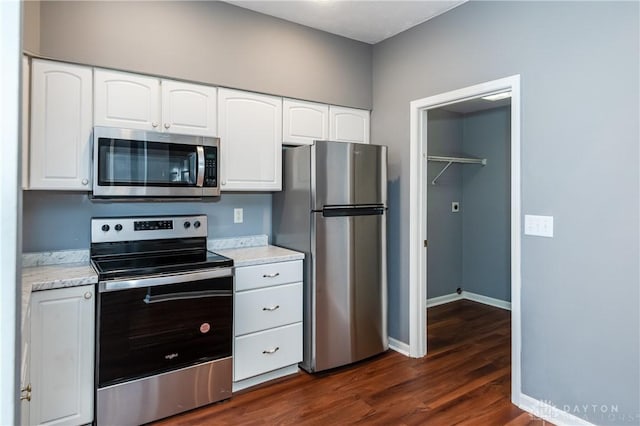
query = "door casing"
xmin=407 ymin=75 xmax=522 ymax=405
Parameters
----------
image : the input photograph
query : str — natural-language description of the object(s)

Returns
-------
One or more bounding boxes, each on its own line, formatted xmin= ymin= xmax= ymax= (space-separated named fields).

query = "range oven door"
xmin=92 ymin=126 xmax=219 ymax=198
xmin=97 ymin=268 xmax=232 ymax=388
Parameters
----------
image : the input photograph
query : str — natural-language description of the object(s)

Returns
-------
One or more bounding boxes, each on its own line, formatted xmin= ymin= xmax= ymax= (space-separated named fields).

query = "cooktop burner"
xmin=90 ymin=215 xmax=233 ymax=281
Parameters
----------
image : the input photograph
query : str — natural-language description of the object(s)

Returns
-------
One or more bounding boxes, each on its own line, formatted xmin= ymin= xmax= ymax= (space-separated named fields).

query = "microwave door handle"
xmin=196 ymin=146 xmax=205 ymax=187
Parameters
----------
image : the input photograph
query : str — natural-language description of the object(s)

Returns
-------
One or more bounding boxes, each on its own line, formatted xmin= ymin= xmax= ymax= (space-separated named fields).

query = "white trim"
xmin=426 ymin=291 xmax=510 ymax=310
xmin=408 ymin=98 xmax=426 ymax=358
xmin=462 ymin=291 xmax=511 ymax=311
xmin=426 ymin=293 xmax=463 ymax=308
xmin=388 ymin=337 xmax=410 ymax=356
xmin=408 ymin=75 xmax=522 ymax=405
xmin=232 ymin=364 xmax=299 ymax=393
xmin=0 ymin=2 xmax=22 ymax=425
xmin=518 ymin=394 xmax=596 ymax=426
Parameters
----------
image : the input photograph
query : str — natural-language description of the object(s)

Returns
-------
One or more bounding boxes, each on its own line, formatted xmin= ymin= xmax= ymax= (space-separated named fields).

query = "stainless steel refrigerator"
xmin=273 ymin=140 xmax=388 ymax=373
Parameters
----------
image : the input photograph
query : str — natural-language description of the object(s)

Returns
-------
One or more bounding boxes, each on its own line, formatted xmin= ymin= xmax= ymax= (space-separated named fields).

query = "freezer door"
xmin=312 ymin=207 xmax=387 ymax=372
xmin=313 ymin=141 xmax=387 ymax=209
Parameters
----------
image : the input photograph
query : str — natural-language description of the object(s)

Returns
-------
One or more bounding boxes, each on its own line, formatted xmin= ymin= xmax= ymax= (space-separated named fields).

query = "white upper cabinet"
xmin=30 ymin=59 xmax=93 ymax=190
xmin=217 ymin=88 xmax=282 ymax=191
xmin=94 ymin=69 xmax=217 ymax=136
xmin=329 ymin=106 xmax=370 ymax=144
xmin=161 ymin=80 xmax=217 ymax=136
xmin=94 ymin=69 xmax=160 ymax=131
xmin=282 ymin=99 xmax=329 ymax=146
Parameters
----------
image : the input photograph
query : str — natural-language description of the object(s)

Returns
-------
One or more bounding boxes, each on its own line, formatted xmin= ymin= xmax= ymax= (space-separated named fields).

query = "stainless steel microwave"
xmin=92 ymin=126 xmax=220 ymax=198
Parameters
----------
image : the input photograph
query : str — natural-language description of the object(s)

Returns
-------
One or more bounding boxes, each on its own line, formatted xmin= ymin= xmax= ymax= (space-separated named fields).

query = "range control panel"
xmin=134 ymin=220 xmax=174 ymax=231
xmin=91 ymin=215 xmax=207 ymax=243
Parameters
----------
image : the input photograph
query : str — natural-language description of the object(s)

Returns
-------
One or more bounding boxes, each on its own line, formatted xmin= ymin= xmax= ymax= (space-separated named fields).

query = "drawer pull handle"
xmin=263 ymin=347 xmax=280 ymax=354
xmin=263 ymin=272 xmax=280 ymax=278
xmin=263 ymin=305 xmax=280 ymax=311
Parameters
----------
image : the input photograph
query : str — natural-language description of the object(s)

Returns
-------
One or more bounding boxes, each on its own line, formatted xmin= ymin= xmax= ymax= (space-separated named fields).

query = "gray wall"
xmin=22 ymin=0 xmax=40 ymax=54
xmin=372 ymin=1 xmax=639 ymax=423
xmin=426 ymin=109 xmax=463 ymax=299
xmin=461 ymin=106 xmax=510 ymax=302
xmin=34 ymin=1 xmax=372 ymax=109
xmin=22 ymin=192 xmax=271 ymax=252
xmin=22 ymin=0 xmax=373 ymax=254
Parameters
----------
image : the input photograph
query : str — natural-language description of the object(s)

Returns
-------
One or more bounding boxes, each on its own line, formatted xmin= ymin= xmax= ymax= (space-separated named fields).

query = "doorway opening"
xmin=408 ymin=75 xmax=522 ymax=405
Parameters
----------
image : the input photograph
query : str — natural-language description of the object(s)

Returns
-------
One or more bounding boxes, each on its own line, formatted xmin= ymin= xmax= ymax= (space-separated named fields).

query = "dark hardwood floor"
xmin=154 ymin=300 xmax=549 ymax=425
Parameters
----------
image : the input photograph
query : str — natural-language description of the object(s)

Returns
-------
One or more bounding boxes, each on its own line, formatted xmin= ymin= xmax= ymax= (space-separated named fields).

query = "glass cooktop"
xmin=92 ymin=249 xmax=233 ymax=281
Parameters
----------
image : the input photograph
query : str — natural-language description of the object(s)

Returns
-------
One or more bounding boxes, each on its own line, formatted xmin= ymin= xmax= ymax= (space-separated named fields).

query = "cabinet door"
xmin=283 ymin=99 xmax=328 ymax=146
xmin=94 ymin=69 xmax=160 ymax=131
xmin=329 ymin=106 xmax=370 ymax=144
xmin=218 ymin=89 xmax=282 ymax=191
xmin=161 ymin=80 xmax=217 ymax=136
xmin=30 ymin=286 xmax=95 ymax=426
xmin=30 ymin=60 xmax=93 ymax=190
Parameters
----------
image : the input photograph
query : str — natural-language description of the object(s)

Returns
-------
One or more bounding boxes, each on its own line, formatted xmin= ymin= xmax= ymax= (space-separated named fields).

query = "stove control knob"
xmin=101 ymin=224 xmax=110 ymax=232
xmin=115 ymin=224 xmax=123 ymax=231
xmin=184 ymin=221 xmax=191 ymax=229
xmin=193 ymin=220 xmax=201 ymax=229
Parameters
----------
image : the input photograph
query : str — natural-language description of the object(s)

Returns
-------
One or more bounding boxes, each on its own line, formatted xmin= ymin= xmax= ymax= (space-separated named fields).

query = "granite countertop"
xmin=215 ymin=245 xmax=304 ymax=267
xmin=21 ymin=259 xmax=98 ymax=333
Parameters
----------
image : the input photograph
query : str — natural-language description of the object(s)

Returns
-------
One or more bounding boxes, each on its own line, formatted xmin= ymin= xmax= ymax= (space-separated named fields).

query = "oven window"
xmin=98 ymin=276 xmax=233 ymax=387
xmin=98 ymin=138 xmax=197 ymax=187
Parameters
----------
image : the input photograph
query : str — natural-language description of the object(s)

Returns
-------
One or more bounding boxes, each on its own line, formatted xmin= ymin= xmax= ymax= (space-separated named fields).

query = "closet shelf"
xmin=426 ymin=155 xmax=487 ymax=185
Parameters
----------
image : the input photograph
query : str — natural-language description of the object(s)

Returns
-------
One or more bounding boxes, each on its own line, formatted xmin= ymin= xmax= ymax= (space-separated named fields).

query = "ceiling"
xmin=440 ymin=96 xmax=511 ymax=114
xmin=224 ymin=1 xmax=467 ymax=44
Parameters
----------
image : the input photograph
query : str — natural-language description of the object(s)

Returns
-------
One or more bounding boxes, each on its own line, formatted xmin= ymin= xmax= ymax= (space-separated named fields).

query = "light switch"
xmin=524 ymin=214 xmax=553 ymax=238
xmin=234 ymin=208 xmax=243 ymax=224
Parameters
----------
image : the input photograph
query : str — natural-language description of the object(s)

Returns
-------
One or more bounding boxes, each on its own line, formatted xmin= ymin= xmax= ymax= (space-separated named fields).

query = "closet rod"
xmin=426 ymin=155 xmax=487 ymax=185
xmin=427 ymin=155 xmax=487 ymax=165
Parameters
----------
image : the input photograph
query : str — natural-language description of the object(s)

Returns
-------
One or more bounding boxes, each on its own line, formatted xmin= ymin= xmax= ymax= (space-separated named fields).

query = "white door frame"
xmin=408 ymin=75 xmax=522 ymax=405
xmin=0 ymin=1 xmax=23 ymax=424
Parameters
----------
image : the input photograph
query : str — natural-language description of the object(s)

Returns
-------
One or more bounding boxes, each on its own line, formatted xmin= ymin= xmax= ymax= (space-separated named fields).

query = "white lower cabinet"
xmin=234 ymin=323 xmax=303 ymax=381
xmin=28 ymin=285 xmax=95 ymax=426
xmin=233 ymin=260 xmax=303 ymax=385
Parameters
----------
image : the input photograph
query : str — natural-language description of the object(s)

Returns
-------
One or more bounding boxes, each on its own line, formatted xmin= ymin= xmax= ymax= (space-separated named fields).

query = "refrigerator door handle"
xmin=321 ymin=205 xmax=385 ymax=217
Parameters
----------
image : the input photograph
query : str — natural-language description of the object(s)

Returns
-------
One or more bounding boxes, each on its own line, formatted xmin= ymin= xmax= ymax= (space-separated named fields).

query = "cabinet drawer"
xmin=234 ymin=323 xmax=302 ymax=381
xmin=235 ymin=260 xmax=302 ymax=291
xmin=235 ymin=282 xmax=302 ymax=336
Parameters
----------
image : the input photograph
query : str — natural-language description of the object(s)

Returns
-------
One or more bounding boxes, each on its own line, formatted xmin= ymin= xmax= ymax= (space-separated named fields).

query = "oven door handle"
xmin=99 ymin=267 xmax=233 ymax=292
xmin=143 ymin=289 xmax=231 ymax=304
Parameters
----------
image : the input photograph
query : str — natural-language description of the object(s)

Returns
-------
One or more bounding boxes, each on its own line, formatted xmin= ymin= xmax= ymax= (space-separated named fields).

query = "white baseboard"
xmin=388 ymin=337 xmax=410 ymax=356
xmin=426 ymin=291 xmax=511 ymax=311
xmin=426 ymin=292 xmax=463 ymax=308
xmin=518 ymin=393 xmax=596 ymax=426
xmin=462 ymin=291 xmax=511 ymax=310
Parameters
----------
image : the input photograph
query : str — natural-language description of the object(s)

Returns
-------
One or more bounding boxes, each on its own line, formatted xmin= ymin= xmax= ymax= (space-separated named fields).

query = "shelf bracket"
xmin=431 ymin=161 xmax=453 ymax=185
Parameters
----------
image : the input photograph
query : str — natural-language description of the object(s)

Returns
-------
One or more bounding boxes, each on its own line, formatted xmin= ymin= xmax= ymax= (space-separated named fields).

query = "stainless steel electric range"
xmin=90 ymin=215 xmax=233 ymax=426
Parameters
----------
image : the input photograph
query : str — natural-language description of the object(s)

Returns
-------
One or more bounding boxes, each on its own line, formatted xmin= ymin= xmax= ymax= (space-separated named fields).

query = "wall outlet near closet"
xmin=451 ymin=202 xmax=460 ymax=213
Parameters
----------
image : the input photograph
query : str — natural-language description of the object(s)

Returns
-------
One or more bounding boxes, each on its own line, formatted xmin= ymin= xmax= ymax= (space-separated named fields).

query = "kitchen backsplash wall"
xmin=22 ymin=192 xmax=271 ymax=252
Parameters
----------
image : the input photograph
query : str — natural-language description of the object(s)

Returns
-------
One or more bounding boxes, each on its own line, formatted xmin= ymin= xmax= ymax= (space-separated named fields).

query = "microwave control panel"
xmin=204 ymin=147 xmax=217 ymax=187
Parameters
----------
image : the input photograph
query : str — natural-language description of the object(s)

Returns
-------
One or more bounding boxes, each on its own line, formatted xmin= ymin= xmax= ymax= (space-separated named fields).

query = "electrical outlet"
xmin=234 ymin=208 xmax=243 ymax=224
xmin=451 ymin=202 xmax=460 ymax=212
